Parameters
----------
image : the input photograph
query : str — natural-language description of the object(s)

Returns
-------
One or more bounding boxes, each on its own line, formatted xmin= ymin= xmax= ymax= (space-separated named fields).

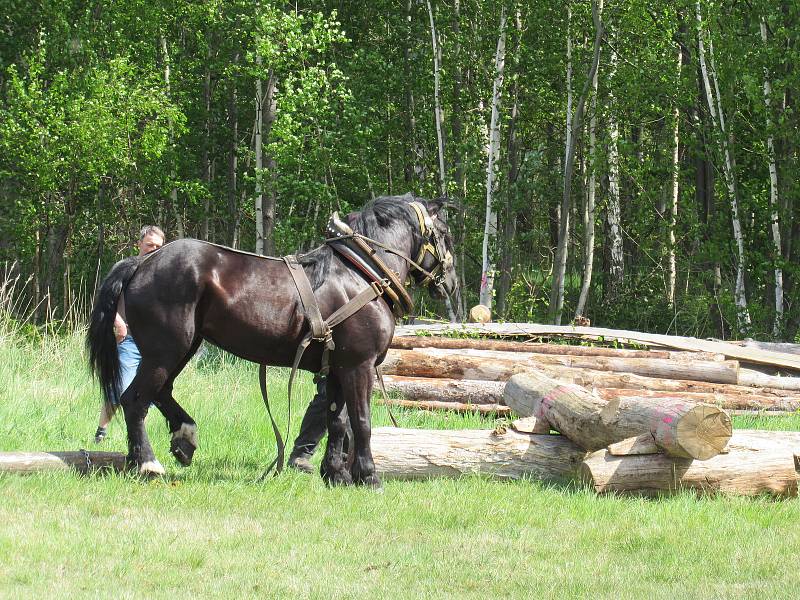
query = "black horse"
xmin=87 ymin=194 xmax=458 ymax=486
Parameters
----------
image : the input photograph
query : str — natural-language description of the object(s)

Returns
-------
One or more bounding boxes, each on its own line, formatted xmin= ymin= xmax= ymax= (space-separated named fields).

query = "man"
xmin=287 ymin=377 xmax=333 ymax=472
xmin=94 ymin=225 xmax=165 ymax=443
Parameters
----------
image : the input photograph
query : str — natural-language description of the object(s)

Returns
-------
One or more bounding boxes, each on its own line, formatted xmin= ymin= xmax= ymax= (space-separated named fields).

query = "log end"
xmin=674 ymin=404 xmax=733 ymax=460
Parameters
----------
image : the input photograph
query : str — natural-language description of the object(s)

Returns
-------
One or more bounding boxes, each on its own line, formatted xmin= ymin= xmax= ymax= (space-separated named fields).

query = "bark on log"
xmin=391 ymin=336 xmax=723 ymax=361
xmin=376 ymin=398 xmax=511 ymax=415
xmin=0 ymin=451 xmax=127 ymax=474
xmin=504 ymin=371 xmax=732 ymax=459
xmin=581 ymin=430 xmax=800 ymax=497
xmin=381 ymin=375 xmax=505 ymax=405
xmin=370 ymin=426 xmax=584 ymax=481
xmin=596 ymin=388 xmax=800 ymax=412
xmin=385 ymin=348 xmax=739 ymax=384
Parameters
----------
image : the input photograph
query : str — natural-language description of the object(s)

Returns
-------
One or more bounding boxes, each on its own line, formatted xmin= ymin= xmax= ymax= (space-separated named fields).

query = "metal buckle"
xmin=371 ymin=279 xmax=388 ymax=295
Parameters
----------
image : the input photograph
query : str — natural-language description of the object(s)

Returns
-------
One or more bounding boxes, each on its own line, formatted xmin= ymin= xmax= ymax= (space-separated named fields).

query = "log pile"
xmin=381 ymin=325 xmax=800 ymax=413
xmin=373 ymin=323 xmax=800 ymax=496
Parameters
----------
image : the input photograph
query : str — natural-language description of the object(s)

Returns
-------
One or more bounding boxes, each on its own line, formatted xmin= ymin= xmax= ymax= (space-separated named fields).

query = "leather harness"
xmin=259 ymin=201 xmax=452 ymax=476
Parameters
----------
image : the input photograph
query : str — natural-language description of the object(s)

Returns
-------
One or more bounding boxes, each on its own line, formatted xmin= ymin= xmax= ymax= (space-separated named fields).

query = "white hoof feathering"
xmin=171 ymin=423 xmax=199 ymax=449
xmin=140 ymin=460 xmax=165 ymax=476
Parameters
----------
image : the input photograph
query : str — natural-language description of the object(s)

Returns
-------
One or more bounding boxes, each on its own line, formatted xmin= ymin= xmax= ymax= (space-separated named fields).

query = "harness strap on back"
xmin=283 ymin=255 xmax=329 ymax=341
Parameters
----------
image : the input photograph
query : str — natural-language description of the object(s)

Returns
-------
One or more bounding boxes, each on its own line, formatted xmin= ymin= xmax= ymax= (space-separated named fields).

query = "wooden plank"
xmin=394 ymin=323 xmax=800 ymax=372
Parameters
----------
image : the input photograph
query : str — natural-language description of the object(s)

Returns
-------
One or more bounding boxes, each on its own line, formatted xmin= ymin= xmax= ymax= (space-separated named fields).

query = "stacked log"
xmin=382 ymin=347 xmax=740 ymax=385
xmin=503 ymin=370 xmax=732 ymax=459
xmin=581 ymin=430 xmax=800 ymax=497
xmin=370 ymin=426 xmax=584 ymax=482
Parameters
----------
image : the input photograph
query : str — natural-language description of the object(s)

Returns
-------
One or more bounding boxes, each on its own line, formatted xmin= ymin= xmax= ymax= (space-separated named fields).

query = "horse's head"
xmin=405 ymin=197 xmax=458 ymax=302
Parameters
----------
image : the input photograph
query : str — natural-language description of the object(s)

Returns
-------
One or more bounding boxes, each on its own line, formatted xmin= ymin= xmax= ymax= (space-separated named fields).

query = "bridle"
xmin=328 ymin=201 xmax=454 ymax=304
xmin=406 ymin=201 xmax=454 ymax=295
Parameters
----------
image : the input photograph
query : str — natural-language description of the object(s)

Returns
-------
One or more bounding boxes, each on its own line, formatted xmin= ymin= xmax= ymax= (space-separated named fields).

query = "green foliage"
xmin=0 ymin=0 xmax=799 ymax=338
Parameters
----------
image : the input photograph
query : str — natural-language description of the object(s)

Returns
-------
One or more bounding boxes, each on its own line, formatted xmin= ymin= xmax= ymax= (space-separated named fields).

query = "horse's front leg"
xmin=321 ymin=373 xmax=353 ymax=486
xmin=339 ymin=361 xmax=380 ymax=488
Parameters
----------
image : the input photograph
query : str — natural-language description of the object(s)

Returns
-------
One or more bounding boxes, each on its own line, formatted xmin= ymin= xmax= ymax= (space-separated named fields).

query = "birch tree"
xmin=255 ymin=53 xmax=265 ymax=255
xmin=160 ymin=34 xmax=184 ymax=238
xmin=696 ymin=2 xmax=751 ymax=330
xmin=605 ymin=27 xmax=623 ymax=305
xmin=479 ymin=6 xmax=507 ymax=311
xmin=426 ymin=0 xmax=447 ymax=198
xmin=667 ymin=41 xmax=682 ymax=308
xmin=575 ymin=0 xmax=603 ymax=319
xmin=550 ymin=1 xmax=604 ymax=324
xmin=760 ymin=16 xmax=783 ymax=336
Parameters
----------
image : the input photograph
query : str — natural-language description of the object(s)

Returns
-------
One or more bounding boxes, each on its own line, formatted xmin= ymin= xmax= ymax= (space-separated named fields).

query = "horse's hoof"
xmin=322 ymin=468 xmax=353 ymax=487
xmin=139 ymin=459 xmax=165 ymax=477
xmin=356 ymin=473 xmax=383 ymax=489
xmin=170 ymin=437 xmax=195 ymax=467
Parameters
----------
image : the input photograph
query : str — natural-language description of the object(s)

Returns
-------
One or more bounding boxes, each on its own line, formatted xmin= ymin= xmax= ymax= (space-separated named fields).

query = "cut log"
xmin=595 ymin=388 xmax=800 ymax=412
xmin=739 ymin=368 xmax=800 ymax=391
xmin=370 ymin=426 xmax=585 ymax=481
xmin=393 ymin=323 xmax=800 ymax=372
xmin=390 ymin=336 xmax=723 ymax=361
xmin=0 ymin=451 xmax=127 ymax=474
xmin=504 ymin=370 xmax=732 ymax=459
xmin=382 ymin=348 xmax=739 ymax=385
xmin=381 ymin=375 xmax=505 ymax=405
xmin=409 ymin=347 xmax=739 ymax=384
xmin=581 ymin=430 xmax=800 ymax=497
xmin=376 ymin=398 xmax=511 ymax=415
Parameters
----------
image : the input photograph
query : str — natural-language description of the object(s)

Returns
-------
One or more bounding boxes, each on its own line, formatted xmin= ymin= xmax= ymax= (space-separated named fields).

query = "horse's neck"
xmin=368 ymin=229 xmax=413 ymax=281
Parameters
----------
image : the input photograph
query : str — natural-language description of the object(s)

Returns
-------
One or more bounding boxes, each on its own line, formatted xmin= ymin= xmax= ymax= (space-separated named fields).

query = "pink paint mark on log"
xmin=663 ymin=416 xmax=673 ymax=424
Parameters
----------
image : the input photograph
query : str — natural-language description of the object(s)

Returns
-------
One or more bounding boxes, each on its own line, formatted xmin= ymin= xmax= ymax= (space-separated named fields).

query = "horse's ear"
xmin=426 ymin=197 xmax=446 ymax=218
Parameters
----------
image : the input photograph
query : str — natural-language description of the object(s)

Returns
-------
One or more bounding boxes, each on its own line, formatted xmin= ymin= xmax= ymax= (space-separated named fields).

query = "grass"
xmin=2 ymin=328 xmax=800 ymax=599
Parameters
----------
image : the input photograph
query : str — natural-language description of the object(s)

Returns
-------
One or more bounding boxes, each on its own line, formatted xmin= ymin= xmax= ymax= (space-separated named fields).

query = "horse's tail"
xmin=86 ymin=256 xmax=143 ymax=407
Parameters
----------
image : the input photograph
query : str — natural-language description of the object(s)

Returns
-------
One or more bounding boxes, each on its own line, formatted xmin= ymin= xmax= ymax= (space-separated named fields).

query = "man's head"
xmin=137 ymin=225 xmax=165 ymax=256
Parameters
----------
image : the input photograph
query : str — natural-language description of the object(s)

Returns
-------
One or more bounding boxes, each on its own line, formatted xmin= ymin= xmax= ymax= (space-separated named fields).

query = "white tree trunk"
xmin=668 ymin=44 xmax=681 ymax=307
xmin=480 ymin=6 xmax=508 ymax=310
xmin=760 ymin=17 xmax=784 ymax=336
xmin=575 ymin=0 xmax=603 ymax=319
xmin=696 ymin=3 xmax=751 ymax=329
xmin=426 ymin=0 xmax=447 ymax=198
xmin=255 ymin=55 xmax=264 ymax=255
xmin=551 ymin=2 xmax=603 ymax=324
xmin=606 ymin=31 xmax=623 ymax=301
xmin=160 ymin=35 xmax=184 ymax=238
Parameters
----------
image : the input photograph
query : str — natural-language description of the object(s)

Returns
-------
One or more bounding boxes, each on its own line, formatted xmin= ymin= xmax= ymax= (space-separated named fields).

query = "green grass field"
xmin=2 ymin=328 xmax=800 ymax=599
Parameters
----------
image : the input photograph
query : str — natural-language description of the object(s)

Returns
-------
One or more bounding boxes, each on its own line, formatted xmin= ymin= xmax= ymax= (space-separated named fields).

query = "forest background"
xmin=1 ymin=0 xmax=798 ymax=341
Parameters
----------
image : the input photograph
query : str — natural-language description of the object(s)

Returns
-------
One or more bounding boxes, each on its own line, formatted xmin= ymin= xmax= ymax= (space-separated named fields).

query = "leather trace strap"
xmin=257 ymin=363 xmax=285 ymax=480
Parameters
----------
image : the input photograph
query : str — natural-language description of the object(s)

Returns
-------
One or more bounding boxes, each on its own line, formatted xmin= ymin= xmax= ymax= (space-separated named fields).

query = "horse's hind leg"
xmin=121 ymin=358 xmax=169 ymax=476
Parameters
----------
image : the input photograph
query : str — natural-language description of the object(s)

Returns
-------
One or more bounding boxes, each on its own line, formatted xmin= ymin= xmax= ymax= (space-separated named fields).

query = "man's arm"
xmin=113 ymin=313 xmax=127 ymax=344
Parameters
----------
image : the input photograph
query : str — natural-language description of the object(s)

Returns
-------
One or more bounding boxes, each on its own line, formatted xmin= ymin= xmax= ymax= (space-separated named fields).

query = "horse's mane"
xmin=299 ymin=194 xmax=423 ymax=290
